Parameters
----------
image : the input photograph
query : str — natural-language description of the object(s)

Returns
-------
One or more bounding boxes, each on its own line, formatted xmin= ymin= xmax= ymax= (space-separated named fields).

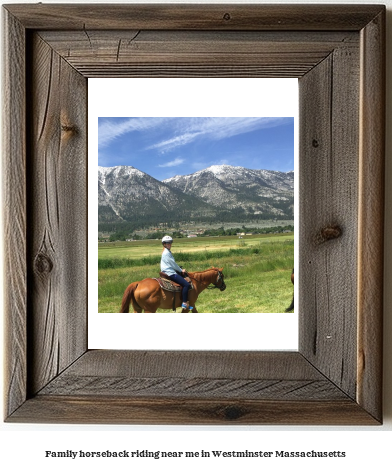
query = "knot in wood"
xmin=223 ymin=405 xmax=244 ymax=420
xmin=312 ymin=139 xmax=319 ymax=148
xmin=223 ymin=13 xmax=231 ymax=21
xmin=34 ymin=252 xmax=53 ymax=275
xmin=314 ymin=225 xmax=342 ymax=245
xmin=61 ymin=124 xmax=77 ymax=134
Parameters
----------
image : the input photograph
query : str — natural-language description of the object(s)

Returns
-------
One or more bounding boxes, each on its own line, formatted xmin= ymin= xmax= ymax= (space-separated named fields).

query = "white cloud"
xmin=149 ymin=132 xmax=201 ymax=153
xmin=145 ymin=117 xmax=289 ymax=153
xmin=98 ymin=117 xmax=292 ymax=158
xmin=158 ymin=158 xmax=185 ymax=168
xmin=98 ymin=117 xmax=165 ymax=147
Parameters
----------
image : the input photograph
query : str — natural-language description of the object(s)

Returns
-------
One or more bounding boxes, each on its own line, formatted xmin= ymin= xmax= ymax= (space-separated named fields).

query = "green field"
xmin=98 ymin=234 xmax=294 ymax=313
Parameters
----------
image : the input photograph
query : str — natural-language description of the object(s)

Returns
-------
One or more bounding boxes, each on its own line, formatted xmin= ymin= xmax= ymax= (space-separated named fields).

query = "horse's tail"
xmin=285 ymin=296 xmax=294 ymax=312
xmin=120 ymin=282 xmax=139 ymax=313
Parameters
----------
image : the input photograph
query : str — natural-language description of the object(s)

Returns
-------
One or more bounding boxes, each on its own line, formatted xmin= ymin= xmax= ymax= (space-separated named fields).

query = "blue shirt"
xmin=160 ymin=248 xmax=183 ymax=276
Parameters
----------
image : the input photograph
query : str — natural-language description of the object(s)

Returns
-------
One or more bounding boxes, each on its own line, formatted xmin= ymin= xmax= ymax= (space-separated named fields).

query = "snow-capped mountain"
xmin=164 ymin=165 xmax=294 ymax=216
xmin=98 ymin=165 xmax=294 ymax=225
xmin=98 ymin=165 xmax=216 ymax=224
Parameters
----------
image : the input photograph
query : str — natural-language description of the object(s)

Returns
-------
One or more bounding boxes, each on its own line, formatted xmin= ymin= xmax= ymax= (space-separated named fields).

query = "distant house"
xmin=187 ymin=234 xmax=198 ymax=238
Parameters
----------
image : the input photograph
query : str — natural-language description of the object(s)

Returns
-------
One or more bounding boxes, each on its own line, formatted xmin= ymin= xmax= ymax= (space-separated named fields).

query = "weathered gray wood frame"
xmin=2 ymin=4 xmax=385 ymax=424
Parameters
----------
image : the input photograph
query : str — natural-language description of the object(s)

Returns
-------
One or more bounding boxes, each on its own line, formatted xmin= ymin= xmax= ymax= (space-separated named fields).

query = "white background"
xmin=1 ymin=1 xmax=391 ymax=473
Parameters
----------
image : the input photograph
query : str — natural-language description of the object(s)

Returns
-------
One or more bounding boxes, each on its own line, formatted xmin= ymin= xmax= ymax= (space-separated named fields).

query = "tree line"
xmin=101 ymin=225 xmax=294 ymax=242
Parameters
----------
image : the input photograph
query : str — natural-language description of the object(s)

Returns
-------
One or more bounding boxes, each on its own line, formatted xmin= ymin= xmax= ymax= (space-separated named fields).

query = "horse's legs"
xmin=132 ymin=300 xmax=143 ymax=313
xmin=142 ymin=301 xmax=159 ymax=313
xmin=142 ymin=301 xmax=158 ymax=313
xmin=189 ymin=297 xmax=198 ymax=312
xmin=131 ymin=299 xmax=143 ymax=313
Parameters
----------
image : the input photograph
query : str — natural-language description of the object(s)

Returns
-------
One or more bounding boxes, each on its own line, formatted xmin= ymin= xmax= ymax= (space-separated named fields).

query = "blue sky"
xmin=98 ymin=117 xmax=294 ymax=181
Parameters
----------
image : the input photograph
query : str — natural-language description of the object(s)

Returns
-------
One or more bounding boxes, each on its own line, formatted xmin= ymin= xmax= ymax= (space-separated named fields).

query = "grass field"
xmin=98 ymin=234 xmax=294 ymax=313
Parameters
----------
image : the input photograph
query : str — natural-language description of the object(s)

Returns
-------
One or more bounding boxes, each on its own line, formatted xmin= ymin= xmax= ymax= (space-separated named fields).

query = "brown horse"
xmin=120 ymin=267 xmax=226 ymax=313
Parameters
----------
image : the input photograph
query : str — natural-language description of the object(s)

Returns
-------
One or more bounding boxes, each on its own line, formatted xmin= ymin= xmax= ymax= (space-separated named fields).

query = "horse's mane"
xmin=188 ymin=267 xmax=219 ymax=276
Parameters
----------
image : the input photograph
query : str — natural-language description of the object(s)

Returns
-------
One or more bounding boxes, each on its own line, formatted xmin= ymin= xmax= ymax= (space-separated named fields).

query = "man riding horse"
xmin=160 ymin=235 xmax=192 ymax=311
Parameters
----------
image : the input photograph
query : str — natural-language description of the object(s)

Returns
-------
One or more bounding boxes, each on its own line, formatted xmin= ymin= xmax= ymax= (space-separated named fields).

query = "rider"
xmin=160 ymin=235 xmax=191 ymax=311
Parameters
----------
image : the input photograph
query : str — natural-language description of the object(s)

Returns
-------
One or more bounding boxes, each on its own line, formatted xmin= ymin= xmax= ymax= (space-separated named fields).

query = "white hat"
xmin=162 ymin=235 xmax=173 ymax=244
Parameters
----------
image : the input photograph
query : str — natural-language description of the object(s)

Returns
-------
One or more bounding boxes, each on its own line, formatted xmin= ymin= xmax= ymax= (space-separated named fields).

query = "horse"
xmin=120 ymin=267 xmax=226 ymax=313
xmin=285 ymin=268 xmax=294 ymax=312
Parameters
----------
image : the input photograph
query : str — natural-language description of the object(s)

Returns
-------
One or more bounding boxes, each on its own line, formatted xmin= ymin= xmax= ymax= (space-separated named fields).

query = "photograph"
xmin=98 ymin=117 xmax=295 ymax=314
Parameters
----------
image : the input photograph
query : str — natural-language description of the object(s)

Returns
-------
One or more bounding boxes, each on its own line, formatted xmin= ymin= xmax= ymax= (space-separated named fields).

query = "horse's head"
xmin=191 ymin=267 xmax=227 ymax=292
xmin=213 ymin=267 xmax=226 ymax=292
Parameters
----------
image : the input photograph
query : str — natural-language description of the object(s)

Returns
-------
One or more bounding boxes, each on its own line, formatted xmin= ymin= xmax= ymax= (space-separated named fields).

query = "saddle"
xmin=154 ymin=272 xmax=193 ymax=292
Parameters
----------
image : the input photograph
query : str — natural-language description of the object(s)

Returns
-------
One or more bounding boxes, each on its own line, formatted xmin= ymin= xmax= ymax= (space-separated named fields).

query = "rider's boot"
xmin=181 ymin=301 xmax=193 ymax=312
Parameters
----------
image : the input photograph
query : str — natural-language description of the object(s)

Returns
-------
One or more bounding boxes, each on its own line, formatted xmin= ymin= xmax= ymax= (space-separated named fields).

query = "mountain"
xmin=98 ymin=165 xmax=216 ymax=225
xmin=163 ymin=165 xmax=294 ymax=217
xmin=98 ymin=164 xmax=294 ymax=227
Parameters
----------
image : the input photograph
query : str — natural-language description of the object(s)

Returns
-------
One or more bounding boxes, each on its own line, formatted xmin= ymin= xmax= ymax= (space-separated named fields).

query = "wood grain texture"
xmin=4 ymin=4 xmax=384 ymax=31
xmin=9 ymin=396 xmax=378 ymax=425
xmin=57 ymin=350 xmax=328 ymax=379
xmin=37 ymin=351 xmax=347 ymax=400
xmin=299 ymin=41 xmax=360 ymax=399
xmin=2 ymin=9 xmax=27 ymax=419
xmin=357 ymin=9 xmax=385 ymax=422
xmin=38 ymin=30 xmax=358 ymax=78
xmin=2 ymin=4 xmax=385 ymax=425
xmin=27 ymin=33 xmax=87 ymax=395
xmin=39 ymin=377 xmax=347 ymax=400
xmin=9 ymin=351 xmax=378 ymax=424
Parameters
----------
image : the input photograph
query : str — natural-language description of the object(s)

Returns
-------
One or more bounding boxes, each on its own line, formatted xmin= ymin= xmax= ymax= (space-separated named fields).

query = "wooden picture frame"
xmin=3 ymin=4 xmax=385 ymax=424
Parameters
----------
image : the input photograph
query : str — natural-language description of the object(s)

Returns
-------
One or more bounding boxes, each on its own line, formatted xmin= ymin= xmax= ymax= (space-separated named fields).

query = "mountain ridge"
xmin=98 ymin=164 xmax=294 ymax=227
